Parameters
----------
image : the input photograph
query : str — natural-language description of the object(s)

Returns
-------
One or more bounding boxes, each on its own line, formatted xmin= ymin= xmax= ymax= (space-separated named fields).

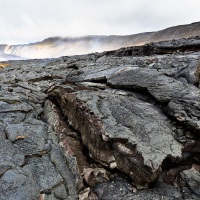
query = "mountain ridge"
xmin=1 ymin=21 xmax=200 ymax=60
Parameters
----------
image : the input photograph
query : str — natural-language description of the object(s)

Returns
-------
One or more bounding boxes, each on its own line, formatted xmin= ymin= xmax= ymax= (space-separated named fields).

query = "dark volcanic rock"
xmin=94 ymin=177 xmax=182 ymax=200
xmin=6 ymin=119 xmax=48 ymax=155
xmin=181 ymin=167 xmax=200 ymax=198
xmin=50 ymin=86 xmax=182 ymax=188
xmin=0 ymin=139 xmax=25 ymax=167
xmin=108 ymin=66 xmax=200 ymax=132
xmin=1 ymin=36 xmax=200 ymax=199
xmin=0 ymin=168 xmax=40 ymax=200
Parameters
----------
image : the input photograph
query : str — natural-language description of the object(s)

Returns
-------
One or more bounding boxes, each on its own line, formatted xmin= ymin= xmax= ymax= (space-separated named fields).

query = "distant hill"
xmin=1 ymin=22 xmax=200 ymax=60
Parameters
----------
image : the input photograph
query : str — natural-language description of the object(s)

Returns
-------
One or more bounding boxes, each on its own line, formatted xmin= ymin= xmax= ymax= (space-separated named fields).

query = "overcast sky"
xmin=0 ymin=0 xmax=200 ymax=44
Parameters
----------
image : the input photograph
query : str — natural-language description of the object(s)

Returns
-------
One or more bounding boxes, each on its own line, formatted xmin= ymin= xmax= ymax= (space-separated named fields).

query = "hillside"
xmin=1 ymin=21 xmax=200 ymax=60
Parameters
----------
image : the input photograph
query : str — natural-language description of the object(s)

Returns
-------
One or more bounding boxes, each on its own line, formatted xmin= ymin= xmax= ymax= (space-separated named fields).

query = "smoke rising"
xmin=1 ymin=21 xmax=200 ymax=60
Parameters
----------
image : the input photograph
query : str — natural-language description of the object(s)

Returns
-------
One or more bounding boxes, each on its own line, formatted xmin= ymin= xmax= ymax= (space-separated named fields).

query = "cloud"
xmin=0 ymin=0 xmax=200 ymax=44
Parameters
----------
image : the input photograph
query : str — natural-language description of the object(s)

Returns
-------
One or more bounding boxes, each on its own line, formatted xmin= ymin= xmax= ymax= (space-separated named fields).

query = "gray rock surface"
xmin=50 ymin=87 xmax=182 ymax=188
xmin=108 ymin=66 xmax=200 ymax=132
xmin=0 ymin=168 xmax=40 ymax=200
xmin=0 ymin=37 xmax=200 ymax=199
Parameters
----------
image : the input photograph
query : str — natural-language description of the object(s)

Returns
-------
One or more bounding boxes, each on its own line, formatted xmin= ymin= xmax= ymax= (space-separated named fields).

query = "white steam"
xmin=2 ymin=38 xmax=120 ymax=60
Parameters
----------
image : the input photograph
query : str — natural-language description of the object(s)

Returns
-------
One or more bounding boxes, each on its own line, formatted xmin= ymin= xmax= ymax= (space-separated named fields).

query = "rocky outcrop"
xmin=0 ymin=37 xmax=200 ymax=199
xmin=50 ymin=86 xmax=182 ymax=189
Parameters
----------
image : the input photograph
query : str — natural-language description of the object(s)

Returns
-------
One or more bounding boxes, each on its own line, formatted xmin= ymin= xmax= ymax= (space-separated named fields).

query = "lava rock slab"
xmin=50 ymin=86 xmax=182 ymax=188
